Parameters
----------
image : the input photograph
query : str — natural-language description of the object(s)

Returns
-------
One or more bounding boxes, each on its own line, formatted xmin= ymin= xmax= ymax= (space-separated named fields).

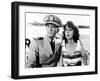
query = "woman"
xmin=58 ymin=21 xmax=89 ymax=67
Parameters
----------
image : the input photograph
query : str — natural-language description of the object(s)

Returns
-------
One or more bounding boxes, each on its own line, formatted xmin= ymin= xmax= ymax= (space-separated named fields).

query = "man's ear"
xmin=57 ymin=28 xmax=59 ymax=33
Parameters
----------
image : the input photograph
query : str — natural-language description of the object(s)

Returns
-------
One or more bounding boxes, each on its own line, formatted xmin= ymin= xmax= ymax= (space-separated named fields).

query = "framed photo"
xmin=11 ymin=1 xmax=98 ymax=79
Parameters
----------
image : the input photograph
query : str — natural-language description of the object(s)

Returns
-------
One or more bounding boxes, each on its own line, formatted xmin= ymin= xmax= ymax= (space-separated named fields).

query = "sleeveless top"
xmin=61 ymin=40 xmax=82 ymax=66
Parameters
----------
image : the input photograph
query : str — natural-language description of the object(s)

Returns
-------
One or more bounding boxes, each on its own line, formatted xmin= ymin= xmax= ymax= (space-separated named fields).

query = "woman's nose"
xmin=67 ymin=31 xmax=69 ymax=33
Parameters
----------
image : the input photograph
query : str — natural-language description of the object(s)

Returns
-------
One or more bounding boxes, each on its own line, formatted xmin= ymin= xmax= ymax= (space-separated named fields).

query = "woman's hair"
xmin=63 ymin=21 xmax=79 ymax=43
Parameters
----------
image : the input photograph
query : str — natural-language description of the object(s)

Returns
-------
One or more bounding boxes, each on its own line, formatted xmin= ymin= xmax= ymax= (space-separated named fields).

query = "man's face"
xmin=46 ymin=24 xmax=58 ymax=38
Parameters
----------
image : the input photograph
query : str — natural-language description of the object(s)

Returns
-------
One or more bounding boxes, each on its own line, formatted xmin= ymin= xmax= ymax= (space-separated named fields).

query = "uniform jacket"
xmin=26 ymin=36 xmax=61 ymax=68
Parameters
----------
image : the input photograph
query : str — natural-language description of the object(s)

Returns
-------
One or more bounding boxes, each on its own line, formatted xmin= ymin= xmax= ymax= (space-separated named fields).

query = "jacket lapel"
xmin=43 ymin=36 xmax=53 ymax=55
xmin=54 ymin=41 xmax=61 ymax=54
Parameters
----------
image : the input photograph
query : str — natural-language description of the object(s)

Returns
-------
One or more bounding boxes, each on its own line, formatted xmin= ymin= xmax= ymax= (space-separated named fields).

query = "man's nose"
xmin=49 ymin=26 xmax=52 ymax=31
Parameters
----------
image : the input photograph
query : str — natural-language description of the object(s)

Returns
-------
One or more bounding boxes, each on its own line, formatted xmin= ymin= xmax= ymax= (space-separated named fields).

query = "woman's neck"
xmin=67 ymin=39 xmax=74 ymax=44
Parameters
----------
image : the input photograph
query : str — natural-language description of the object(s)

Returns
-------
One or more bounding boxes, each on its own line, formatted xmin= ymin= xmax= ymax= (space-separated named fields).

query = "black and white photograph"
xmin=25 ymin=13 xmax=90 ymax=68
xmin=11 ymin=1 xmax=97 ymax=79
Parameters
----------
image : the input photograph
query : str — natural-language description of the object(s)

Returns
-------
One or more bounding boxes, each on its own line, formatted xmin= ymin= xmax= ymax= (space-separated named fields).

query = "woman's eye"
xmin=65 ymin=29 xmax=68 ymax=31
xmin=65 ymin=29 xmax=72 ymax=31
xmin=69 ymin=29 xmax=72 ymax=31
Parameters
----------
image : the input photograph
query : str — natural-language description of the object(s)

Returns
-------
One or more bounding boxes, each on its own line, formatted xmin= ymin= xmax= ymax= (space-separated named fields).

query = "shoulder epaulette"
xmin=33 ymin=37 xmax=44 ymax=48
xmin=33 ymin=37 xmax=43 ymax=40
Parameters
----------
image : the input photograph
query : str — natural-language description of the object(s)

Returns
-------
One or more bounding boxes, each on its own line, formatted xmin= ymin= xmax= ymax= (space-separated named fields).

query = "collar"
xmin=45 ymin=35 xmax=55 ymax=42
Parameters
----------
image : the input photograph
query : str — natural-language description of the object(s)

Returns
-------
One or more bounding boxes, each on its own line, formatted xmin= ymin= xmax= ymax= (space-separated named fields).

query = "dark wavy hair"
xmin=63 ymin=21 xmax=79 ymax=43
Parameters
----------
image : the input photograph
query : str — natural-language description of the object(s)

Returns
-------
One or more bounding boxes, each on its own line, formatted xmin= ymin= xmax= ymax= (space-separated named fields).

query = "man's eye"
xmin=52 ymin=27 xmax=56 ymax=29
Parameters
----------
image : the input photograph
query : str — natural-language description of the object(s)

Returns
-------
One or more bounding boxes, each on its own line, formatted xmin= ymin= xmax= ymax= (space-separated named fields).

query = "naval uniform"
xmin=26 ymin=36 xmax=61 ymax=68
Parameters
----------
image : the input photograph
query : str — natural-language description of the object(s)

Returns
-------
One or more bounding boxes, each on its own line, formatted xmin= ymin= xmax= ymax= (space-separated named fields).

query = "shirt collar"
xmin=45 ymin=35 xmax=55 ymax=42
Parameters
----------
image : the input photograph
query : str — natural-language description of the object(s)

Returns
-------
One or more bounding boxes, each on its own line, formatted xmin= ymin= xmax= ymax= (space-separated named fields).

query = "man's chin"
xmin=47 ymin=34 xmax=54 ymax=38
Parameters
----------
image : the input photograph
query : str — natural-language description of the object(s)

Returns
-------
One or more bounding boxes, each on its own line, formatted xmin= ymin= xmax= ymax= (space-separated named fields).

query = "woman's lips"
xmin=67 ymin=35 xmax=70 ymax=37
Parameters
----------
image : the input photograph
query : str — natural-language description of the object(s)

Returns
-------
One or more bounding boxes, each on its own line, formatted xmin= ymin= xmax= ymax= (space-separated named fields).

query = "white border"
xmin=19 ymin=5 xmax=96 ymax=76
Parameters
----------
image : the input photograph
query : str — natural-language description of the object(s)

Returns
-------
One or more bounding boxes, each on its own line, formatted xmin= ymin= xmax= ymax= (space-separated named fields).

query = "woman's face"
xmin=64 ymin=26 xmax=74 ymax=40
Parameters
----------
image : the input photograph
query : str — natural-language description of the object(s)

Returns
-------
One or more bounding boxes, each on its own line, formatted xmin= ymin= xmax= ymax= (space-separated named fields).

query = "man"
xmin=26 ymin=15 xmax=62 ymax=68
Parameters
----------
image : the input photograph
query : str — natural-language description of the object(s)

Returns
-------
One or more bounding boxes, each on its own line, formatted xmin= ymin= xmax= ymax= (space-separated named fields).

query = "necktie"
xmin=50 ymin=40 xmax=55 ymax=53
